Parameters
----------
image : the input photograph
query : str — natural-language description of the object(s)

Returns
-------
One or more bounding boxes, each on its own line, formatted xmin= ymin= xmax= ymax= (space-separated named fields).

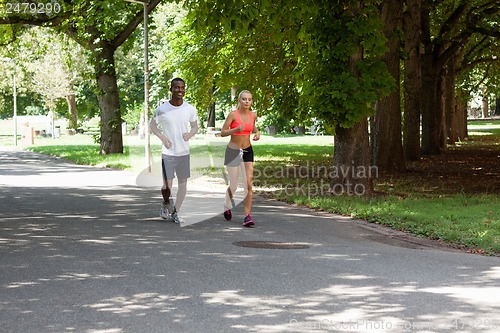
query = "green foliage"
xmin=122 ymin=101 xmax=143 ymax=131
xmin=295 ymin=1 xmax=394 ymax=129
xmin=0 ymin=26 xmax=97 ymax=120
xmin=176 ymin=0 xmax=393 ymax=130
xmin=24 ymin=105 xmax=45 ymax=116
xmin=115 ymin=38 xmax=145 ymax=117
xmin=72 ymin=83 xmax=99 ymax=123
xmin=1 ymin=0 xmax=165 ymax=154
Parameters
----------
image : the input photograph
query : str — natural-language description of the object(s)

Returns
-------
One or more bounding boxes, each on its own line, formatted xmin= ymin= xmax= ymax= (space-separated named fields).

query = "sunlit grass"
xmin=467 ymin=119 xmax=500 ymax=136
xmin=278 ymin=193 xmax=500 ymax=254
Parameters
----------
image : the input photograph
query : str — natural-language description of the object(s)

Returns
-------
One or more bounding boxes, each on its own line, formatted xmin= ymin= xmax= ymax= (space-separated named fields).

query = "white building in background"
xmin=467 ymin=90 xmax=496 ymax=119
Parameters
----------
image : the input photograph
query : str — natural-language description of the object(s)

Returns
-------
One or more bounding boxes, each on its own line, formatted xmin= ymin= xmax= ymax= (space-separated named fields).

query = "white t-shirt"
xmin=152 ymin=100 xmax=198 ymax=156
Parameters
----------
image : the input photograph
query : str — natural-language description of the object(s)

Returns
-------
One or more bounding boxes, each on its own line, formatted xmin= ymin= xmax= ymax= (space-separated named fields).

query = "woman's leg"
xmin=243 ymin=162 xmax=254 ymax=216
xmin=225 ymin=165 xmax=240 ymax=210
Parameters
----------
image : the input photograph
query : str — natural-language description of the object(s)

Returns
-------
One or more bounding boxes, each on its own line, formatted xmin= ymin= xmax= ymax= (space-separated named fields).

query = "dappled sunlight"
xmin=54 ymin=273 xmax=126 ymax=282
xmin=319 ymin=284 xmax=379 ymax=300
xmin=0 ymin=237 xmax=31 ymax=246
xmin=422 ymin=286 xmax=500 ymax=308
xmin=335 ymin=274 xmax=373 ymax=280
xmin=78 ymin=239 xmax=116 ymax=245
xmin=5 ymin=281 xmax=41 ymax=289
xmin=4 ymin=271 xmax=128 ymax=290
xmin=202 ymin=290 xmax=296 ymax=317
xmin=84 ymin=293 xmax=190 ymax=315
xmin=18 ymin=223 xmax=59 ymax=232
xmin=198 ymin=270 xmax=500 ymax=332
xmin=96 ymin=193 xmax=145 ymax=203
xmin=310 ymin=254 xmax=359 ymax=260
xmin=482 ymin=266 xmax=500 ymax=279
xmin=199 ymin=252 xmax=259 ymax=262
xmin=53 ymin=214 xmax=99 ymax=219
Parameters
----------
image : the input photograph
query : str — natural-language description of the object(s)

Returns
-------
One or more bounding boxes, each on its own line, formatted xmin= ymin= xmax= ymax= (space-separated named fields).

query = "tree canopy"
xmin=1 ymin=0 xmax=162 ymax=154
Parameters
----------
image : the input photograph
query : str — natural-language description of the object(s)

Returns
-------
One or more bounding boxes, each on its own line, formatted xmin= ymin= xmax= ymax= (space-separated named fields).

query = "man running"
xmin=149 ymin=78 xmax=198 ymax=224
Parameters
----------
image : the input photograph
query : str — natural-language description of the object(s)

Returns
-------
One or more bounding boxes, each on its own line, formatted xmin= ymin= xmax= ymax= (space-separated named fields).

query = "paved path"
xmin=1 ymin=149 xmax=499 ymax=333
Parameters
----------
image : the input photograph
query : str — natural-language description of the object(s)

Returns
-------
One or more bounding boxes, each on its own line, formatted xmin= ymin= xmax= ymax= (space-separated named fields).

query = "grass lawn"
xmin=7 ymin=120 xmax=500 ymax=255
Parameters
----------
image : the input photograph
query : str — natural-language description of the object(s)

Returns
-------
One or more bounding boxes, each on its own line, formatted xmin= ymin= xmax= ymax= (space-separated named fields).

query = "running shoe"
xmin=223 ymin=208 xmax=232 ymax=221
xmin=166 ymin=199 xmax=174 ymax=215
xmin=159 ymin=202 xmax=170 ymax=220
xmin=242 ymin=214 xmax=255 ymax=227
xmin=171 ymin=209 xmax=184 ymax=224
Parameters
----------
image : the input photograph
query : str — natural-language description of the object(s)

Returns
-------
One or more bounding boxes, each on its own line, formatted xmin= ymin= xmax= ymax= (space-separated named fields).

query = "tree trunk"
xmin=66 ymin=94 xmax=78 ymax=130
xmin=457 ymin=88 xmax=469 ymax=139
xmin=371 ymin=0 xmax=405 ymax=173
xmin=332 ymin=119 xmax=373 ymax=196
xmin=420 ymin=3 xmax=455 ymax=155
xmin=495 ymin=97 xmax=500 ymax=116
xmin=331 ymin=2 xmax=373 ymax=197
xmin=421 ymin=35 xmax=449 ymax=155
xmin=455 ymin=89 xmax=467 ymax=141
xmin=463 ymin=103 xmax=468 ymax=139
xmin=457 ymin=101 xmax=467 ymax=140
xmin=93 ymin=41 xmax=123 ymax=154
xmin=403 ymin=0 xmax=422 ymax=161
xmin=444 ymin=60 xmax=458 ymax=145
xmin=438 ymin=73 xmax=447 ymax=149
xmin=206 ymin=84 xmax=216 ymax=128
xmin=207 ymin=103 xmax=216 ymax=128
xmin=421 ymin=60 xmax=441 ymax=154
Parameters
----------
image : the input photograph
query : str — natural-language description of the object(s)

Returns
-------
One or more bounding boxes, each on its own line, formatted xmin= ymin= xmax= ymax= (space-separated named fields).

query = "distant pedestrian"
xmin=220 ymin=90 xmax=260 ymax=227
xmin=149 ymin=78 xmax=199 ymax=224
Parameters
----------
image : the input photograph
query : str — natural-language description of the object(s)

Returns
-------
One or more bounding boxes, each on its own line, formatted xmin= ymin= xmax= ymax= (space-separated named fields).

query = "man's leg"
xmin=161 ymin=181 xmax=171 ymax=205
xmin=170 ymin=155 xmax=190 ymax=224
xmin=160 ymin=156 xmax=175 ymax=219
xmin=161 ymin=156 xmax=173 ymax=204
xmin=174 ymin=178 xmax=187 ymax=211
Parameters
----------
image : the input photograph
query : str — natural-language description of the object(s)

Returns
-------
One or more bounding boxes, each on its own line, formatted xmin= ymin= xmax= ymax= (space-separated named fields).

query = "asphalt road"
xmin=1 ymin=148 xmax=499 ymax=333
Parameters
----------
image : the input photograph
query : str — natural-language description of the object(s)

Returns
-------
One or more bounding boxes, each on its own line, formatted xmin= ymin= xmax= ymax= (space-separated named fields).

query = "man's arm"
xmin=149 ymin=118 xmax=172 ymax=148
xmin=149 ymin=118 xmax=162 ymax=139
xmin=183 ymin=120 xmax=198 ymax=141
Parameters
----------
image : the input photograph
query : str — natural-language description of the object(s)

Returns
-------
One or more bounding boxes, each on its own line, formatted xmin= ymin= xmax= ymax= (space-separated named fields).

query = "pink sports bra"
xmin=230 ymin=110 xmax=254 ymax=136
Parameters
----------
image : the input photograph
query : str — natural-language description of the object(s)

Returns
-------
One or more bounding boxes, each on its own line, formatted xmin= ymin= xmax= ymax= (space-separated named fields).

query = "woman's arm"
xmin=220 ymin=112 xmax=244 ymax=137
xmin=252 ymin=112 xmax=260 ymax=141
